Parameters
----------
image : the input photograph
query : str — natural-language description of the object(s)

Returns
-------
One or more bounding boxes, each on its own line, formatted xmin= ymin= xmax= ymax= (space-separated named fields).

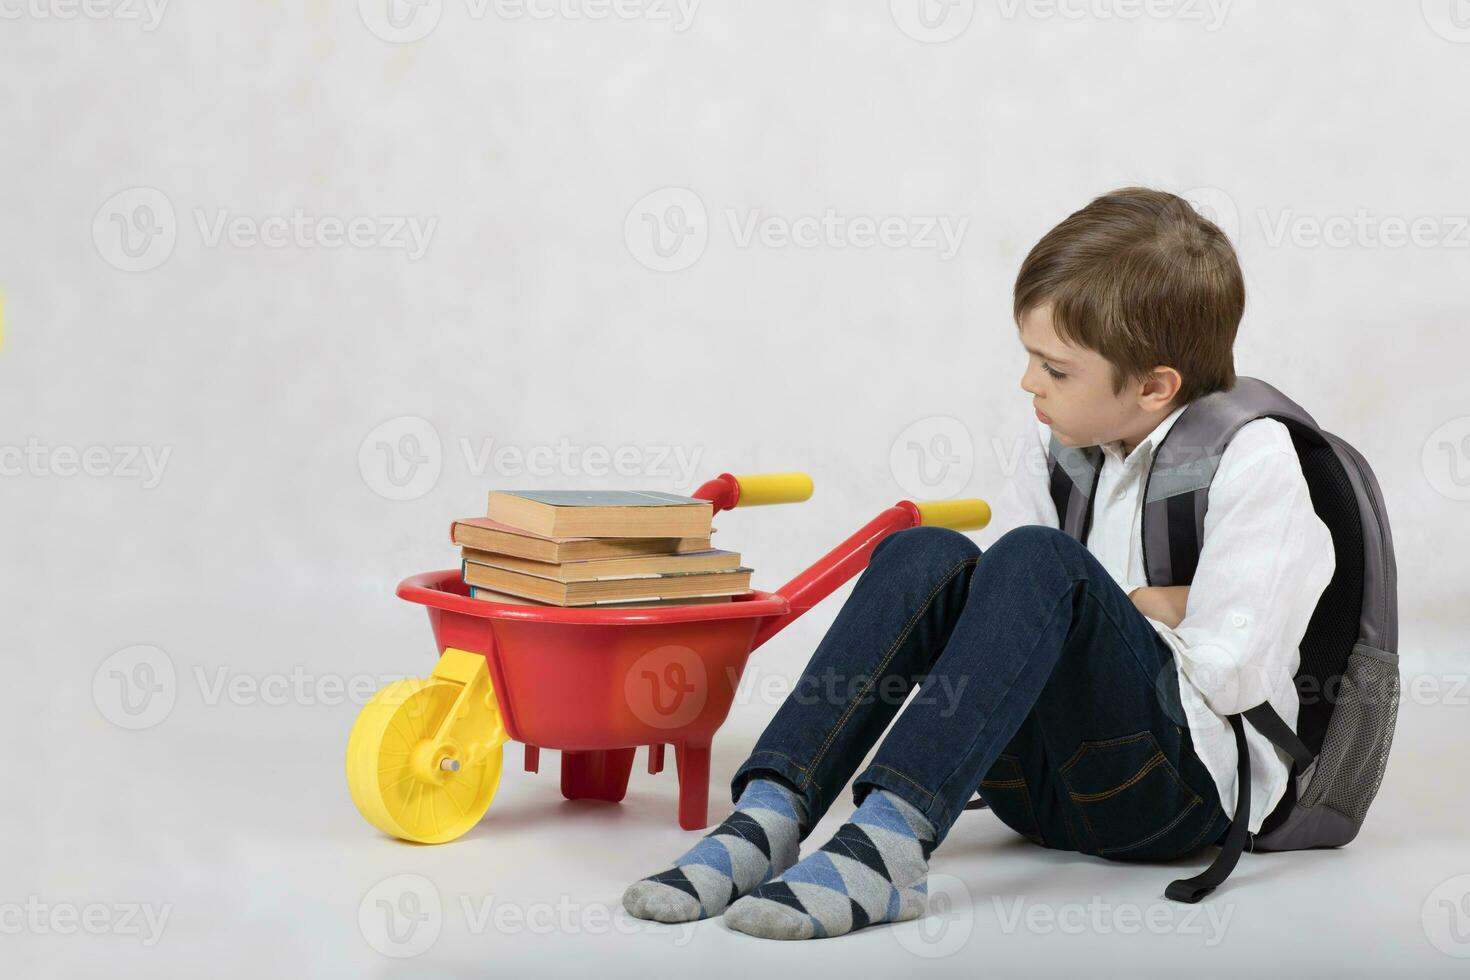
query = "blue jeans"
xmin=730 ymin=524 xmax=1230 ymax=858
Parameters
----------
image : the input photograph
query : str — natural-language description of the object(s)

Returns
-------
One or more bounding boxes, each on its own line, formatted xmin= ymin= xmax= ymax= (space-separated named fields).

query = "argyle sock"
xmin=622 ymin=777 xmax=808 ymax=923
xmin=723 ymin=788 xmax=935 ymax=940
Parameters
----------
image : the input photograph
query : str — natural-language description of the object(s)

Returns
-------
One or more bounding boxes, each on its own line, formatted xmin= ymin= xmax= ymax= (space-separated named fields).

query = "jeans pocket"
xmin=977 ymin=753 xmax=1044 ymax=846
xmin=1059 ymin=731 xmax=1203 ymax=859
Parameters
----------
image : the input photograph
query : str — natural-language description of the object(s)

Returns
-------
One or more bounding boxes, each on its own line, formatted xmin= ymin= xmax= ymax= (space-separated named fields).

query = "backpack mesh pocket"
xmin=1298 ymin=643 xmax=1400 ymax=822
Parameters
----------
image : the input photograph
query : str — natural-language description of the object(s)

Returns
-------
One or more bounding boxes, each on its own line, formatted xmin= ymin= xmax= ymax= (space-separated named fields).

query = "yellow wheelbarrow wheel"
xmin=346 ymin=649 xmax=509 ymax=844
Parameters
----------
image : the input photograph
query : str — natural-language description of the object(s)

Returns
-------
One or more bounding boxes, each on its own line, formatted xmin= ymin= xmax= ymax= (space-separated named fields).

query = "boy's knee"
xmin=873 ymin=525 xmax=980 ymax=572
xmin=983 ymin=525 xmax=1078 ymax=569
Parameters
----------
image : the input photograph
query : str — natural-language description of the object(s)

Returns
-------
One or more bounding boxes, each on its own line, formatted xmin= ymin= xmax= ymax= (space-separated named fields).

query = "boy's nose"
xmin=1020 ymin=365 xmax=1041 ymax=396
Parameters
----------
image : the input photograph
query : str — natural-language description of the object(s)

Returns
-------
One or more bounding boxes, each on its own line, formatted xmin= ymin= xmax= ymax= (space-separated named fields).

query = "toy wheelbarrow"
xmin=346 ymin=472 xmax=990 ymax=844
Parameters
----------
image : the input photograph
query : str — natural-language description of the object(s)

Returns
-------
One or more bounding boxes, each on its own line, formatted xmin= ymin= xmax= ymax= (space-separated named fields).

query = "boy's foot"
xmin=622 ymin=777 xmax=807 ymax=923
xmin=723 ymin=788 xmax=934 ymax=940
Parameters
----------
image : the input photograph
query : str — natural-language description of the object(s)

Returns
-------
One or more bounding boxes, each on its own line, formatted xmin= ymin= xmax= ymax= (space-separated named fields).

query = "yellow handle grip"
xmin=731 ymin=472 xmax=814 ymax=507
xmin=914 ymin=498 xmax=991 ymax=531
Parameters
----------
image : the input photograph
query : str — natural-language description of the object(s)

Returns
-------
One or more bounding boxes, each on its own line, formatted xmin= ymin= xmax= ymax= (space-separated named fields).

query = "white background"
xmin=3 ymin=1 xmax=1469 ymax=976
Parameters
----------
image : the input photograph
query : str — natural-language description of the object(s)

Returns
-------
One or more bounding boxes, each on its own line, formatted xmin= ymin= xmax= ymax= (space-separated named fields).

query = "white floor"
xmin=12 ymin=602 xmax=1470 ymax=979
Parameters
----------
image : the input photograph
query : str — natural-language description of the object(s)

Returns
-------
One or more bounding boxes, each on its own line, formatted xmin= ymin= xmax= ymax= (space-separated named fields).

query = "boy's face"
xmin=1017 ymin=304 xmax=1175 ymax=450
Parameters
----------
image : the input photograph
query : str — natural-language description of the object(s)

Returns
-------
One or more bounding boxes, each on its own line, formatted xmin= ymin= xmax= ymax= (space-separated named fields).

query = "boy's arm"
xmin=1153 ymin=419 xmax=1337 ymax=716
xmin=1130 ymin=585 xmax=1190 ymax=628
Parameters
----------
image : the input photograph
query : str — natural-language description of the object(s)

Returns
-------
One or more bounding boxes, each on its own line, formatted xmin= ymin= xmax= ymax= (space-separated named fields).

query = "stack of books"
xmin=451 ymin=490 xmax=753 ymax=607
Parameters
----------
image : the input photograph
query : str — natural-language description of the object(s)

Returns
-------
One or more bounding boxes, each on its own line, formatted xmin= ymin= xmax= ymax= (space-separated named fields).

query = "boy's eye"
xmin=1042 ymin=363 xmax=1066 ymax=380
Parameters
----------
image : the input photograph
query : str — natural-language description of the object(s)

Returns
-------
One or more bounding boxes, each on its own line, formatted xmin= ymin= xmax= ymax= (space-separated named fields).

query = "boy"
xmin=622 ymin=187 xmax=1336 ymax=940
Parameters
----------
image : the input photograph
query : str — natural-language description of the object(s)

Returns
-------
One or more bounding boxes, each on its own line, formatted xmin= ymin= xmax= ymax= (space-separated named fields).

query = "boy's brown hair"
xmin=1014 ymin=187 xmax=1244 ymax=405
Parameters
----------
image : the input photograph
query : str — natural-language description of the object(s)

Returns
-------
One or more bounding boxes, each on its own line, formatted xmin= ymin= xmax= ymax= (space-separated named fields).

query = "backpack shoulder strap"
xmin=1047 ymin=437 xmax=1103 ymax=542
xmin=1144 ymin=377 xmax=1322 ymax=586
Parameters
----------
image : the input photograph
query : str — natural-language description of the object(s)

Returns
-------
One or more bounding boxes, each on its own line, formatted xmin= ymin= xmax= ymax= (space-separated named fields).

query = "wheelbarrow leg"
xmin=673 ymin=741 xmax=711 ymax=830
xmin=560 ymin=748 xmax=636 ymax=803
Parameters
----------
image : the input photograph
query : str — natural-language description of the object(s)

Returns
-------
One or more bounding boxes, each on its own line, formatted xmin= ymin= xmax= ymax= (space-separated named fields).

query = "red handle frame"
xmin=691 ymin=474 xmax=927 ymax=650
xmin=749 ymin=503 xmax=925 ymax=648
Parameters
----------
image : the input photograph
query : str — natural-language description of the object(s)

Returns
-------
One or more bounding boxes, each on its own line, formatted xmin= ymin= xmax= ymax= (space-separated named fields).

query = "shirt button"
xmin=1231 ymin=613 xmax=1248 ymax=628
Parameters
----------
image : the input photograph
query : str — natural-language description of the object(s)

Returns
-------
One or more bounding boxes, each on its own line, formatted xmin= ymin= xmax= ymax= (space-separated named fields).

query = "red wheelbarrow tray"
xmin=395 ymin=474 xmax=975 ymax=831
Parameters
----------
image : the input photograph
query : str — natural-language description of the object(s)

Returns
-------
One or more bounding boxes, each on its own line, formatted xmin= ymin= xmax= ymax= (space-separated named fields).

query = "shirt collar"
xmin=1099 ymin=403 xmax=1188 ymax=469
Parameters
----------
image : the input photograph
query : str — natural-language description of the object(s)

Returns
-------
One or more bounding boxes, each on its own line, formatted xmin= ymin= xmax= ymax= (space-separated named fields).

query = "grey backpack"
xmin=1044 ymin=377 xmax=1399 ymax=901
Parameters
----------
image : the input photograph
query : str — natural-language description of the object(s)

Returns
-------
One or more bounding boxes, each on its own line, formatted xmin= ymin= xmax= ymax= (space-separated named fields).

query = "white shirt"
xmin=976 ymin=406 xmax=1336 ymax=832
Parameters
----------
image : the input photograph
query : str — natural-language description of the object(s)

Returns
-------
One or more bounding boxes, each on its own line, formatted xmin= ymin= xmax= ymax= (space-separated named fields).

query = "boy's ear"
xmin=1138 ymin=365 xmax=1183 ymax=411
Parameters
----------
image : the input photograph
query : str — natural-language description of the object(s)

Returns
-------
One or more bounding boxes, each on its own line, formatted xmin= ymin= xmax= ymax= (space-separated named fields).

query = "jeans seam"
xmin=981 ymin=755 xmax=1043 ymax=844
xmin=1017 ymin=734 xmax=1065 ymax=851
xmin=1067 ymin=751 xmax=1170 ymax=802
xmin=1099 ymin=795 xmax=1203 ymax=856
xmin=1174 ymin=803 xmax=1226 ymax=857
xmin=1060 ymin=732 xmax=1157 ymax=775
xmin=742 ymin=749 xmax=809 ymax=775
xmin=801 ymin=554 xmax=978 ymax=792
xmin=1016 ymin=788 xmax=1043 ymax=845
xmin=864 ymin=764 xmax=936 ymax=805
xmin=1060 ymin=800 xmax=1086 ymax=852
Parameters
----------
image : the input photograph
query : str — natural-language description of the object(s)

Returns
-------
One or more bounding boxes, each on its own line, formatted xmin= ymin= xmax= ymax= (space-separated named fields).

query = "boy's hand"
xmin=1128 ymin=586 xmax=1191 ymax=629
